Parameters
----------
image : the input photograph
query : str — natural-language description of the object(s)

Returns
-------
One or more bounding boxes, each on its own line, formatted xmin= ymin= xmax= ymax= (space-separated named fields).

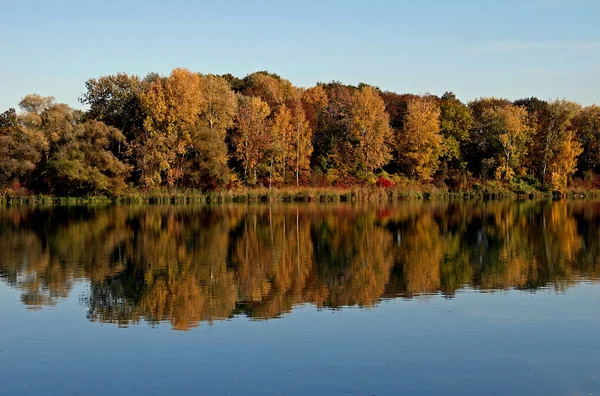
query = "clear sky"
xmin=1 ymin=0 xmax=599 ymax=110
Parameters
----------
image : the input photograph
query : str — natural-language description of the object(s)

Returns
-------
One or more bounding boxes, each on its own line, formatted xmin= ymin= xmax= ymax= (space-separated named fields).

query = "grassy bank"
xmin=3 ymin=183 xmax=600 ymax=206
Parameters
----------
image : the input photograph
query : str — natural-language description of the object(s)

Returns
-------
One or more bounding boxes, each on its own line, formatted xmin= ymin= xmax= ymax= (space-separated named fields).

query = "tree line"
xmin=1 ymin=68 xmax=599 ymax=196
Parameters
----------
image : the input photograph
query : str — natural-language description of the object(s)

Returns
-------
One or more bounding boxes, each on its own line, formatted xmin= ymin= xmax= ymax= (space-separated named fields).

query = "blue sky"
xmin=1 ymin=0 xmax=599 ymax=110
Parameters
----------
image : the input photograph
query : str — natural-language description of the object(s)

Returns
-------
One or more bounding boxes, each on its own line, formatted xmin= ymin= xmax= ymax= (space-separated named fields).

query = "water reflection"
xmin=1 ymin=201 xmax=599 ymax=330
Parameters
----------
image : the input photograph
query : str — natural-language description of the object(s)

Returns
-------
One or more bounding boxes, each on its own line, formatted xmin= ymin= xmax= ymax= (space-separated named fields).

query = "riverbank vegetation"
xmin=2 ymin=68 xmax=600 ymax=202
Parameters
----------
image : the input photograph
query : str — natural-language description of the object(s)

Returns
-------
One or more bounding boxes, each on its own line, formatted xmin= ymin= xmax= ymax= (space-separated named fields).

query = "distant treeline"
xmin=1 ymin=68 xmax=599 ymax=197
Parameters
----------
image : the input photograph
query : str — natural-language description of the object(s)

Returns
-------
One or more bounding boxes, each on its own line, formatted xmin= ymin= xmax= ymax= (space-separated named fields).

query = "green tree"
xmin=79 ymin=73 xmax=144 ymax=142
xmin=47 ymin=120 xmax=131 ymax=196
xmin=466 ymin=98 xmax=513 ymax=179
xmin=439 ymin=92 xmax=473 ymax=174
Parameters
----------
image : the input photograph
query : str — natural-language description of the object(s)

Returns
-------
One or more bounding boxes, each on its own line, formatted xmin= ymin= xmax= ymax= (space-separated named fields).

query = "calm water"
xmin=1 ymin=201 xmax=599 ymax=395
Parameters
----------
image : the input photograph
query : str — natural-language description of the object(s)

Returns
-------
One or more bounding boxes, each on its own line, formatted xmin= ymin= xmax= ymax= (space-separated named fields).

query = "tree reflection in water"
xmin=1 ymin=201 xmax=599 ymax=330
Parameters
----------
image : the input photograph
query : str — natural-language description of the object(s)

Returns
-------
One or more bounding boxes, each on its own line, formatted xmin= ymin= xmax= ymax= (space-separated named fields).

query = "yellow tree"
xmin=270 ymin=104 xmax=294 ymax=185
xmin=395 ymin=96 xmax=442 ymax=180
xmin=530 ymin=100 xmax=582 ymax=188
xmin=550 ymin=132 xmax=582 ymax=192
xmin=481 ymin=104 xmax=532 ymax=181
xmin=234 ymin=96 xmax=271 ymax=185
xmin=349 ymin=86 xmax=392 ymax=175
xmin=301 ymin=85 xmax=329 ymax=134
xmin=291 ymin=102 xmax=313 ymax=185
xmin=186 ymin=74 xmax=236 ymax=188
xmin=242 ymin=72 xmax=296 ymax=113
xmin=139 ymin=68 xmax=204 ymax=187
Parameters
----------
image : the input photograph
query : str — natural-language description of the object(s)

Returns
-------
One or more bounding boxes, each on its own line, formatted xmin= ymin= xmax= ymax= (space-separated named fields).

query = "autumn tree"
xmin=4 ymin=68 xmax=600 ymax=195
xmin=185 ymin=74 xmax=236 ymax=188
xmin=395 ymin=96 xmax=442 ymax=180
xmin=269 ymin=104 xmax=294 ymax=185
xmin=480 ymin=104 xmax=532 ymax=181
xmin=16 ymin=95 xmax=81 ymax=191
xmin=137 ymin=69 xmax=235 ymax=189
xmin=573 ymin=105 xmax=600 ymax=174
xmin=290 ymin=102 xmax=313 ymax=185
xmin=0 ymin=109 xmax=45 ymax=190
xmin=233 ymin=96 xmax=271 ymax=185
xmin=529 ymin=100 xmax=582 ymax=190
xmin=19 ymin=94 xmax=78 ymax=147
xmin=348 ymin=86 xmax=392 ymax=175
xmin=79 ymin=73 xmax=144 ymax=143
xmin=465 ymin=98 xmax=512 ymax=175
xmin=311 ymin=83 xmax=353 ymax=175
xmin=438 ymin=92 xmax=473 ymax=175
xmin=301 ymin=85 xmax=328 ymax=135
xmin=241 ymin=72 xmax=296 ymax=113
xmin=47 ymin=120 xmax=131 ymax=196
xmin=136 ymin=69 xmax=195 ymax=186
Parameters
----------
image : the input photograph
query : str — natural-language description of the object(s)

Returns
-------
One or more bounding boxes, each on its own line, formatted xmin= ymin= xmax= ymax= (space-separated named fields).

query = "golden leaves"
xmin=395 ymin=96 xmax=442 ymax=180
xmin=349 ymin=86 xmax=392 ymax=174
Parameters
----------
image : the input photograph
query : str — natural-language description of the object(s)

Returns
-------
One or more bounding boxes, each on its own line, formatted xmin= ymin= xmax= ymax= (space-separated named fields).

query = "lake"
xmin=1 ymin=200 xmax=599 ymax=395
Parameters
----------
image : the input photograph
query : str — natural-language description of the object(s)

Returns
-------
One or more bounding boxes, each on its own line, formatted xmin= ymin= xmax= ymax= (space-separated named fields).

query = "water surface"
xmin=1 ymin=201 xmax=599 ymax=395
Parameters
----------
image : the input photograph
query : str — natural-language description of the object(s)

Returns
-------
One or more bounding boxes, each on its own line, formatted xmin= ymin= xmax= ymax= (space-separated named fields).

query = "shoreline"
xmin=3 ymin=185 xmax=600 ymax=206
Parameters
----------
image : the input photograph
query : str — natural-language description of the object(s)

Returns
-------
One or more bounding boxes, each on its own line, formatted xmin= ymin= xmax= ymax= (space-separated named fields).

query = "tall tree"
xmin=269 ymin=104 xmax=294 ymax=185
xmin=530 ymin=100 xmax=582 ymax=188
xmin=139 ymin=68 xmax=204 ymax=187
xmin=573 ymin=105 xmax=600 ymax=174
xmin=241 ymin=72 xmax=296 ymax=113
xmin=311 ymin=83 xmax=353 ymax=175
xmin=185 ymin=74 xmax=237 ymax=188
xmin=47 ymin=120 xmax=131 ymax=196
xmin=301 ymin=85 xmax=328 ymax=134
xmin=79 ymin=73 xmax=144 ymax=141
xmin=466 ymin=97 xmax=513 ymax=179
xmin=438 ymin=92 xmax=473 ymax=174
xmin=17 ymin=95 xmax=81 ymax=191
xmin=290 ymin=102 xmax=313 ymax=185
xmin=233 ymin=96 xmax=271 ymax=185
xmin=548 ymin=132 xmax=582 ymax=192
xmin=348 ymin=86 xmax=392 ymax=175
xmin=0 ymin=109 xmax=45 ymax=190
xmin=395 ymin=96 xmax=442 ymax=180
xmin=480 ymin=104 xmax=532 ymax=181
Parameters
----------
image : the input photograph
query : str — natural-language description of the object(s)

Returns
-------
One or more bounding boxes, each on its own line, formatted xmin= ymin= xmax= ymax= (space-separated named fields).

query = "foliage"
xmin=1 ymin=68 xmax=598 ymax=195
xmin=348 ymin=86 xmax=392 ymax=175
xmin=395 ymin=96 xmax=442 ymax=180
xmin=439 ymin=92 xmax=473 ymax=173
xmin=47 ymin=120 xmax=131 ymax=196
xmin=480 ymin=104 xmax=532 ymax=181
xmin=233 ymin=95 xmax=271 ymax=185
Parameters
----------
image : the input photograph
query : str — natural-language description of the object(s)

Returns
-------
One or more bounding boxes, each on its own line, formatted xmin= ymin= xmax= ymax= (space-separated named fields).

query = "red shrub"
xmin=376 ymin=176 xmax=395 ymax=188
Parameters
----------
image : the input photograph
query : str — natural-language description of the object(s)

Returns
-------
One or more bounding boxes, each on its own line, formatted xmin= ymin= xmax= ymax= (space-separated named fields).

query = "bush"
xmin=376 ymin=176 xmax=395 ymax=188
